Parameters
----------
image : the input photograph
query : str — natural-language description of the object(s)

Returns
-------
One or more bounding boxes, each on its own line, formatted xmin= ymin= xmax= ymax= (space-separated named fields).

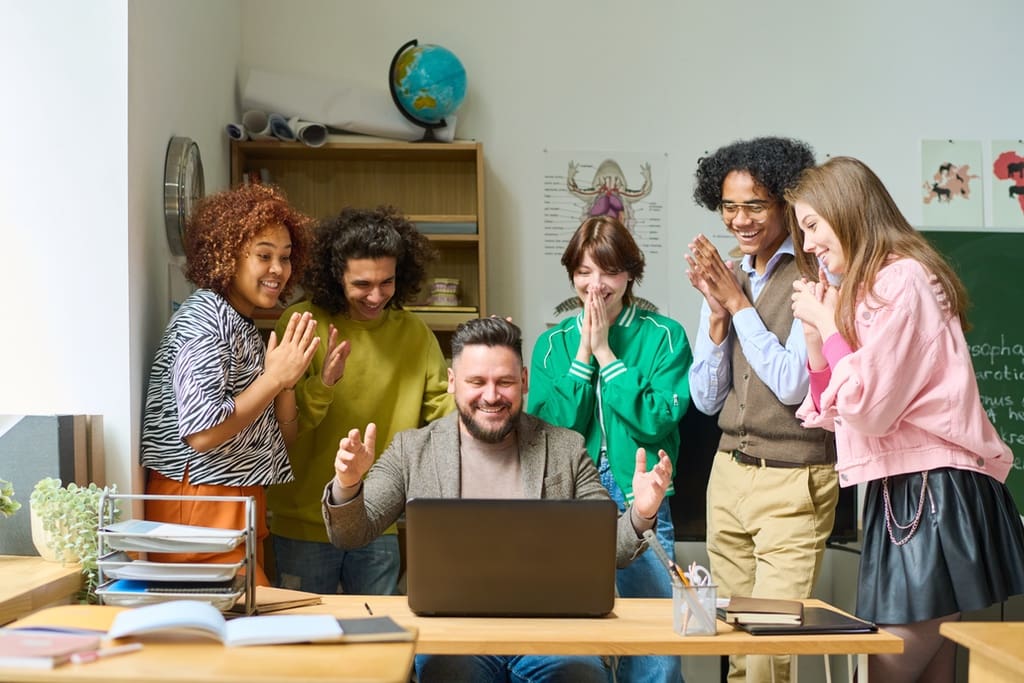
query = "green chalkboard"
xmin=924 ymin=231 xmax=1024 ymax=515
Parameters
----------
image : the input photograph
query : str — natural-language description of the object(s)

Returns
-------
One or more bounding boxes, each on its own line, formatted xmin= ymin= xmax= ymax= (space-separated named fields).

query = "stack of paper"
xmin=100 ymin=520 xmax=244 ymax=553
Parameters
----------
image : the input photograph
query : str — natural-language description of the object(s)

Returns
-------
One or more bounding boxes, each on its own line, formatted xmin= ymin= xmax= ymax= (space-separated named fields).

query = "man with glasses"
xmin=685 ymin=137 xmax=839 ymax=683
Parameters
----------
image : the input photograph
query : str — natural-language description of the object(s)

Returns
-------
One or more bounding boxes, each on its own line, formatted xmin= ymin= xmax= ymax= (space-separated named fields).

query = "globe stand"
xmin=389 ymin=38 xmax=451 ymax=144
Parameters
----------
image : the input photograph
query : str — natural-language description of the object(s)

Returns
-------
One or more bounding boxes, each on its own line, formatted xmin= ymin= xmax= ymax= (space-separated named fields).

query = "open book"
xmin=107 ymin=600 xmax=412 ymax=647
xmin=721 ymin=596 xmax=804 ymax=625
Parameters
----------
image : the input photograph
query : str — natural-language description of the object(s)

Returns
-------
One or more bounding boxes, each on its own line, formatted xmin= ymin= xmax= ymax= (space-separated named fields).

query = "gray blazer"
xmin=321 ymin=412 xmax=649 ymax=567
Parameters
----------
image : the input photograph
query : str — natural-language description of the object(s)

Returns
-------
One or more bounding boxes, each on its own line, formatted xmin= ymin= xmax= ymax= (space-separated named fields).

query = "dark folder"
xmin=733 ymin=607 xmax=878 ymax=635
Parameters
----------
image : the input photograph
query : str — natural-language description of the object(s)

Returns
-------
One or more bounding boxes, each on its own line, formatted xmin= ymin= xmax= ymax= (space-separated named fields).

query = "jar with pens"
xmin=643 ymin=529 xmax=717 ymax=636
xmin=672 ymin=562 xmax=717 ymax=636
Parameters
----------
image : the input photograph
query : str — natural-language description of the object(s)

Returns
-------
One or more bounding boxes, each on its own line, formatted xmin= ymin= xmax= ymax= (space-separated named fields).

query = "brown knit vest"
xmin=717 ymin=254 xmax=836 ymax=465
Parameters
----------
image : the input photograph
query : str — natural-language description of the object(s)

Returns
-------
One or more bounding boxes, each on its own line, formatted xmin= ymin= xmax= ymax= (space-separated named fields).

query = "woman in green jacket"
xmin=528 ymin=215 xmax=692 ymax=683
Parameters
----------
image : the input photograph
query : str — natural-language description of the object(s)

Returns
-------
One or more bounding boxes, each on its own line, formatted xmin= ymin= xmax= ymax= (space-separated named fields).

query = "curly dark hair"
xmin=184 ymin=183 xmax=312 ymax=301
xmin=303 ymin=205 xmax=437 ymax=315
xmin=693 ymin=136 xmax=816 ymax=209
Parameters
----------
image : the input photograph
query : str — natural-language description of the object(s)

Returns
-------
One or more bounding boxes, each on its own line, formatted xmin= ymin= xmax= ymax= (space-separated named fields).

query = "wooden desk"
xmin=940 ymin=621 xmax=1024 ymax=682
xmin=0 ymin=556 xmax=81 ymax=625
xmin=293 ymin=596 xmax=902 ymax=657
xmin=3 ymin=605 xmax=415 ymax=683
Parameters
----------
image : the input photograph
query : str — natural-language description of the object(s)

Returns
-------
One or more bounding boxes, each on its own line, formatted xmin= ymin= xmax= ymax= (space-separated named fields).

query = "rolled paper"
xmin=268 ymin=113 xmax=295 ymax=141
xmin=241 ymin=110 xmax=274 ymax=140
xmin=288 ymin=117 xmax=327 ymax=148
xmin=225 ymin=123 xmax=248 ymax=141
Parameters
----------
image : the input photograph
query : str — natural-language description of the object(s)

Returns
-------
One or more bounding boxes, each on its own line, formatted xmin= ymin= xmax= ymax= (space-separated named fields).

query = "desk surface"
xmin=3 ymin=604 xmax=415 ymax=683
xmin=0 ymin=555 xmax=82 ymax=626
xmin=291 ymin=595 xmax=903 ymax=657
xmin=940 ymin=621 xmax=1024 ymax=682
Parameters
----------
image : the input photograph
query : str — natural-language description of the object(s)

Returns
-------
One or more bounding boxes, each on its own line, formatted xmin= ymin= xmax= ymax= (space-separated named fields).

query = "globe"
xmin=389 ymin=39 xmax=467 ymax=141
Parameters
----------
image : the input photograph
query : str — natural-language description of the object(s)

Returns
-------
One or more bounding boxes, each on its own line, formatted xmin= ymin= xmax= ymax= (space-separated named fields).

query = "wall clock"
xmin=163 ymin=136 xmax=205 ymax=256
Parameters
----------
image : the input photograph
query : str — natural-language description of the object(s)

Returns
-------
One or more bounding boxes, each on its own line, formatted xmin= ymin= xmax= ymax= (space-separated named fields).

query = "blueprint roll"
xmin=225 ymin=123 xmax=248 ymax=141
xmin=241 ymin=110 xmax=274 ymax=140
xmin=268 ymin=113 xmax=295 ymax=141
xmin=288 ymin=117 xmax=327 ymax=147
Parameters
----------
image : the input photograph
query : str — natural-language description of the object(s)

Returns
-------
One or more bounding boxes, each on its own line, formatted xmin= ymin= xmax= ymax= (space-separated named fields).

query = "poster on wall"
xmin=541 ymin=150 xmax=668 ymax=325
xmin=992 ymin=139 xmax=1024 ymax=229
xmin=920 ymin=139 xmax=984 ymax=227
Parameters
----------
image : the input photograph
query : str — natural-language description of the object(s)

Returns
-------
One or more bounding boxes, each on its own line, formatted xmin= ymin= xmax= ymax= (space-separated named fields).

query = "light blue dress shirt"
xmin=688 ymin=236 xmax=809 ymax=415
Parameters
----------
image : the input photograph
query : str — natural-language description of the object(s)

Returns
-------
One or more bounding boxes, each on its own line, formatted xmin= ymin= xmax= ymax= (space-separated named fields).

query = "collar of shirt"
xmin=740 ymin=236 xmax=796 ymax=300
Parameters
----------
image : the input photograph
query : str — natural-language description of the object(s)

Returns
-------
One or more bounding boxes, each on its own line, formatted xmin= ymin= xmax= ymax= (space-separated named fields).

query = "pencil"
xmin=71 ymin=642 xmax=144 ymax=665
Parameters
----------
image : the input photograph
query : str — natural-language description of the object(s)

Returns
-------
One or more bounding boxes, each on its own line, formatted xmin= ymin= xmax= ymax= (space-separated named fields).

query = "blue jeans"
xmin=599 ymin=456 xmax=684 ymax=683
xmin=415 ymin=654 xmax=609 ymax=683
xmin=272 ymin=533 xmax=400 ymax=595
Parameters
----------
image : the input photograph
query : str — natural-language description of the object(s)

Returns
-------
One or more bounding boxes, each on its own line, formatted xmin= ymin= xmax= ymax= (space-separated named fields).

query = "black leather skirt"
xmin=857 ymin=467 xmax=1024 ymax=624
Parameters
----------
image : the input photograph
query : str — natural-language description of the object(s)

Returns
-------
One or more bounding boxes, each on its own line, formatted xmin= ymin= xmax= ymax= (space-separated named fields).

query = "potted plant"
xmin=29 ymin=477 xmax=118 ymax=603
xmin=0 ymin=478 xmax=20 ymax=518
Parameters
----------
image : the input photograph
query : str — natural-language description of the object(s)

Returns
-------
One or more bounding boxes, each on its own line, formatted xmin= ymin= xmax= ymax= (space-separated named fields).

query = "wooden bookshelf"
xmin=231 ymin=138 xmax=487 ymax=349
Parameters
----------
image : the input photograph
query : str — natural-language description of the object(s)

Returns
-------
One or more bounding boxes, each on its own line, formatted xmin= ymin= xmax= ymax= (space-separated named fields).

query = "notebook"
xmin=723 ymin=596 xmax=804 ymax=625
xmin=732 ymin=606 xmax=878 ymax=635
xmin=404 ymin=498 xmax=618 ymax=617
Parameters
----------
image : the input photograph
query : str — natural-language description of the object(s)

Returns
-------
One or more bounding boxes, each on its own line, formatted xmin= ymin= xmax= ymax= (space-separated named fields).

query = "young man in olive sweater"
xmin=268 ymin=206 xmax=453 ymax=596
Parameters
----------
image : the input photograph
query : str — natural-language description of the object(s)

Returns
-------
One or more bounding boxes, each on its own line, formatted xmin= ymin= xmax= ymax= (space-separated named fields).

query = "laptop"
xmin=404 ymin=498 xmax=618 ymax=617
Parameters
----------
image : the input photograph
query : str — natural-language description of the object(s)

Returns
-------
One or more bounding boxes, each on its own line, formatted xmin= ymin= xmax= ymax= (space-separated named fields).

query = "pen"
xmin=364 ymin=602 xmax=373 ymax=615
xmin=71 ymin=642 xmax=144 ymax=665
xmin=642 ymin=529 xmax=684 ymax=588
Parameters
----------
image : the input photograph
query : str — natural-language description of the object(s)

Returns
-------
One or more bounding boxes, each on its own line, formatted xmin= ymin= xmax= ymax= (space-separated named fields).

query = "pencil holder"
xmin=672 ymin=583 xmax=718 ymax=636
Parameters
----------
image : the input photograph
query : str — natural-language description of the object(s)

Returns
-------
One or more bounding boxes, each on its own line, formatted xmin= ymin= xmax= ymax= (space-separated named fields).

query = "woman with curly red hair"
xmin=141 ymin=184 xmax=320 ymax=585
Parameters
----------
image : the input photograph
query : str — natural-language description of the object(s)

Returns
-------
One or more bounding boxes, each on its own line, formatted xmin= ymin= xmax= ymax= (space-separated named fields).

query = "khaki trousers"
xmin=706 ymin=450 xmax=839 ymax=683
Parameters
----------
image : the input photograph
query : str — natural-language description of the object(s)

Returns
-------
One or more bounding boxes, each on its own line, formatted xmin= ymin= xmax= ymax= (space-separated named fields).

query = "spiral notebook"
xmin=404 ymin=498 xmax=617 ymax=617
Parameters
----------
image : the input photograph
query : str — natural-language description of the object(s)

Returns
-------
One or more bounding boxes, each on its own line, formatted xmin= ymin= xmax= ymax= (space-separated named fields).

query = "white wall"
xmin=127 ymin=0 xmax=242 ymax=494
xmin=0 ymin=0 xmax=130 ymax=481
xmin=0 ymin=0 xmax=240 ymax=495
xmin=240 ymin=0 xmax=1022 ymax=363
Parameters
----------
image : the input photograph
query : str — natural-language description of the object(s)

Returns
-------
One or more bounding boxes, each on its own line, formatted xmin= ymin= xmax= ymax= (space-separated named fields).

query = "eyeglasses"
xmin=719 ymin=201 xmax=774 ymax=219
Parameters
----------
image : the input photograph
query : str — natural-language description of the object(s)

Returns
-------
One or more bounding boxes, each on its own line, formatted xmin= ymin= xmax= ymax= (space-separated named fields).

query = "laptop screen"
xmin=404 ymin=498 xmax=618 ymax=617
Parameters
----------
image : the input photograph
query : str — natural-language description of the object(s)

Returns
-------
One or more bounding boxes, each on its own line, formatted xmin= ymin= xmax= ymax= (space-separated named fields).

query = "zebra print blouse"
xmin=140 ymin=289 xmax=293 ymax=487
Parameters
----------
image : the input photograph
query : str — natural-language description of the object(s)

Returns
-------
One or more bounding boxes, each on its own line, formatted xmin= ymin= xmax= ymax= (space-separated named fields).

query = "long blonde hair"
xmin=785 ymin=156 xmax=969 ymax=347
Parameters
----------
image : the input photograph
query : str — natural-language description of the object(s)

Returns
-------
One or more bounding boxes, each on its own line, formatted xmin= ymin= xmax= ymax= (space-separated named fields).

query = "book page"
xmin=106 ymin=600 xmax=227 ymax=642
xmin=224 ymin=614 xmax=341 ymax=647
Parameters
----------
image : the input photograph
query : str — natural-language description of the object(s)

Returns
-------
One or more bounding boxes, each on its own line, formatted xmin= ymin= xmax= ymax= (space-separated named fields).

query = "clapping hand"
xmin=630 ymin=448 xmax=673 ymax=520
xmin=585 ymin=286 xmax=613 ymax=359
xmin=321 ymin=324 xmax=351 ymax=387
xmin=791 ymin=267 xmax=838 ymax=338
xmin=334 ymin=423 xmax=377 ymax=489
xmin=685 ymin=234 xmax=741 ymax=316
xmin=265 ymin=311 xmax=319 ymax=391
